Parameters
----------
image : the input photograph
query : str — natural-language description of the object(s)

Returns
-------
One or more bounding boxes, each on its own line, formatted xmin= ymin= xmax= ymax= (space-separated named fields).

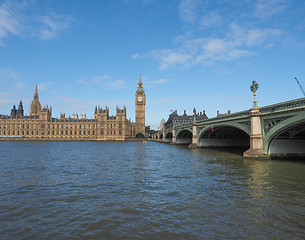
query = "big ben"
xmin=135 ymin=75 xmax=146 ymax=136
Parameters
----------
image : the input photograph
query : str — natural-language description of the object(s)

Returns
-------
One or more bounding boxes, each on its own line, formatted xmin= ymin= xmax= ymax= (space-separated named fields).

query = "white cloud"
xmin=151 ymin=49 xmax=192 ymax=70
xmin=254 ymin=0 xmax=288 ymax=19
xmin=0 ymin=0 xmax=72 ymax=44
xmin=151 ymin=20 xmax=283 ymax=70
xmin=246 ymin=28 xmax=282 ymax=46
xmin=199 ymin=11 xmax=222 ymax=30
xmin=132 ymin=53 xmax=140 ymax=59
xmin=0 ymin=1 xmax=22 ymax=41
xmin=179 ymin=0 xmax=203 ymax=25
xmin=38 ymin=14 xmax=72 ymax=40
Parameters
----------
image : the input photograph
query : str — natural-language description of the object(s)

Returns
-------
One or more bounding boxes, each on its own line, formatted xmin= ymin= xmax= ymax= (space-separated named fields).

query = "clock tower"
xmin=135 ymin=74 xmax=146 ymax=136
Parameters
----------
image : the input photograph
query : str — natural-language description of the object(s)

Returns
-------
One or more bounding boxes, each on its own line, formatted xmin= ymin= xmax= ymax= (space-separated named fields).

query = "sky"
xmin=0 ymin=0 xmax=305 ymax=129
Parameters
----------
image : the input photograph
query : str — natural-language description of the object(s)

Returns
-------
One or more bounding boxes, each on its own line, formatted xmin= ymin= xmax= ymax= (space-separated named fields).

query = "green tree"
xmin=136 ymin=132 xmax=145 ymax=138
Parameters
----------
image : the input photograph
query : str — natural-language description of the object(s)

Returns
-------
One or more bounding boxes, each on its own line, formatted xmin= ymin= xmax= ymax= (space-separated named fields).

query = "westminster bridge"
xmin=154 ymin=97 xmax=305 ymax=158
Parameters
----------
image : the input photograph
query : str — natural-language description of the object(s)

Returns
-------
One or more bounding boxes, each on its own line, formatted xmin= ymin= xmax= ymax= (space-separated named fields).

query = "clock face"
xmin=138 ymin=96 xmax=143 ymax=102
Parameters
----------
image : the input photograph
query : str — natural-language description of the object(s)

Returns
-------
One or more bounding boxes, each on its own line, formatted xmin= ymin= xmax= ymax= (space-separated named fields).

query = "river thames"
xmin=0 ymin=141 xmax=305 ymax=239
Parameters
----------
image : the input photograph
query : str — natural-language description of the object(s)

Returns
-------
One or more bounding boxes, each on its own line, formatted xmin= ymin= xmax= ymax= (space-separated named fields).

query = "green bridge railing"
xmin=165 ymin=97 xmax=305 ymax=131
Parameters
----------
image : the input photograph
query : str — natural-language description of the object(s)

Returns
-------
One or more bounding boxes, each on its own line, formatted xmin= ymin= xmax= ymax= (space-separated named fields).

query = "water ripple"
xmin=0 ymin=141 xmax=305 ymax=239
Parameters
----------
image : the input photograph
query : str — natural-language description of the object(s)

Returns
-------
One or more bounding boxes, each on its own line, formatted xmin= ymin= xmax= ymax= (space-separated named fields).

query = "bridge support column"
xmin=171 ymin=127 xmax=176 ymax=144
xmin=244 ymin=108 xmax=269 ymax=158
xmin=189 ymin=122 xmax=198 ymax=148
xmin=162 ymin=130 xmax=165 ymax=142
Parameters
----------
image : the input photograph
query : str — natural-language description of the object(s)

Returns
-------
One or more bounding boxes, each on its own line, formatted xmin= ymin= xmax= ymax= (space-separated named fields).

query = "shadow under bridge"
xmin=198 ymin=125 xmax=250 ymax=148
xmin=165 ymin=132 xmax=173 ymax=143
xmin=268 ymin=122 xmax=305 ymax=157
xmin=176 ymin=129 xmax=193 ymax=145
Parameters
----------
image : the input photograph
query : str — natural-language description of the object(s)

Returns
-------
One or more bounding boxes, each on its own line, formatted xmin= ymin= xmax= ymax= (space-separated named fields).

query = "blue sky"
xmin=0 ymin=0 xmax=305 ymax=129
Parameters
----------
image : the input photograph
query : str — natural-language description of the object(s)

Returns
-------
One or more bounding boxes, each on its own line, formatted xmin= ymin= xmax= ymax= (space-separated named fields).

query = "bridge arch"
xmin=198 ymin=123 xmax=250 ymax=148
xmin=159 ymin=133 xmax=163 ymax=141
xmin=165 ymin=131 xmax=173 ymax=143
xmin=264 ymin=112 xmax=305 ymax=156
xmin=176 ymin=128 xmax=192 ymax=145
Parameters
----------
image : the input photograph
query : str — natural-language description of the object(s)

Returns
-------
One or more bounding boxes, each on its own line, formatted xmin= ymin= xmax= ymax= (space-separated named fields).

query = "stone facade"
xmin=0 ymin=79 xmax=145 ymax=141
xmin=164 ymin=109 xmax=208 ymax=129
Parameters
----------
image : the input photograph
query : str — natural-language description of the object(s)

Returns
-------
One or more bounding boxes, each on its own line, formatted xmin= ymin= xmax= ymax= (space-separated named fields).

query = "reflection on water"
xmin=0 ymin=141 xmax=305 ymax=239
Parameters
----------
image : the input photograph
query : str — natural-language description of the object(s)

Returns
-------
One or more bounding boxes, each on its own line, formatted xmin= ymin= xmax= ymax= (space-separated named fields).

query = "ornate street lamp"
xmin=250 ymin=79 xmax=259 ymax=108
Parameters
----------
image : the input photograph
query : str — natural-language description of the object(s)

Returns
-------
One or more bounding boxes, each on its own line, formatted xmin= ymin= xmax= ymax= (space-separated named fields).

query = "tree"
xmin=136 ymin=132 xmax=145 ymax=138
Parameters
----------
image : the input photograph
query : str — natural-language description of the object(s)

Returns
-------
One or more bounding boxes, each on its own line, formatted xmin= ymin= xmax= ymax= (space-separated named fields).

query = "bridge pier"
xmin=189 ymin=122 xmax=198 ymax=148
xmin=243 ymin=108 xmax=269 ymax=158
xmin=171 ymin=127 xmax=176 ymax=144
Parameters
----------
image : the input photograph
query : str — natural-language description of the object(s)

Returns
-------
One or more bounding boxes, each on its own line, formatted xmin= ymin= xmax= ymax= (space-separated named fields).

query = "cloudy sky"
xmin=0 ymin=0 xmax=305 ymax=129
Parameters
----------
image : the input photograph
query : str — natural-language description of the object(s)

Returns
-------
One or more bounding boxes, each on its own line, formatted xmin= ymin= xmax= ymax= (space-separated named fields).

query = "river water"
xmin=0 ymin=141 xmax=305 ymax=239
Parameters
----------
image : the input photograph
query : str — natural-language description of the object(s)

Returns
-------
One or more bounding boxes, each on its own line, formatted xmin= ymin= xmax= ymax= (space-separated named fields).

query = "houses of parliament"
xmin=0 ymin=78 xmax=146 ymax=140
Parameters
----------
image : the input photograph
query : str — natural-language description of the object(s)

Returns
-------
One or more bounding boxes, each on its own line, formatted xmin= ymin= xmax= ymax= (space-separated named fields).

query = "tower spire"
xmin=34 ymin=84 xmax=39 ymax=101
xmin=138 ymin=73 xmax=143 ymax=88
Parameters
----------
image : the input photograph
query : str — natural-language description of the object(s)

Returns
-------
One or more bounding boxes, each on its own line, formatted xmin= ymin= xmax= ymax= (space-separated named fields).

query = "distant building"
xmin=165 ymin=109 xmax=208 ymax=129
xmin=0 ymin=78 xmax=145 ymax=140
xmin=217 ymin=110 xmax=231 ymax=117
xmin=72 ymin=113 xmax=78 ymax=119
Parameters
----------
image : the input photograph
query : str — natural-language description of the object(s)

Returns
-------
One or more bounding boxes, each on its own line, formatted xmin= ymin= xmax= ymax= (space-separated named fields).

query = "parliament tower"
xmin=135 ymin=75 xmax=146 ymax=136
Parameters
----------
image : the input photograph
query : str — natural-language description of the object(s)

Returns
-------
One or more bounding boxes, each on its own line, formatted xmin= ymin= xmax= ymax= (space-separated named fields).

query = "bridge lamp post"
xmin=250 ymin=79 xmax=259 ymax=108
